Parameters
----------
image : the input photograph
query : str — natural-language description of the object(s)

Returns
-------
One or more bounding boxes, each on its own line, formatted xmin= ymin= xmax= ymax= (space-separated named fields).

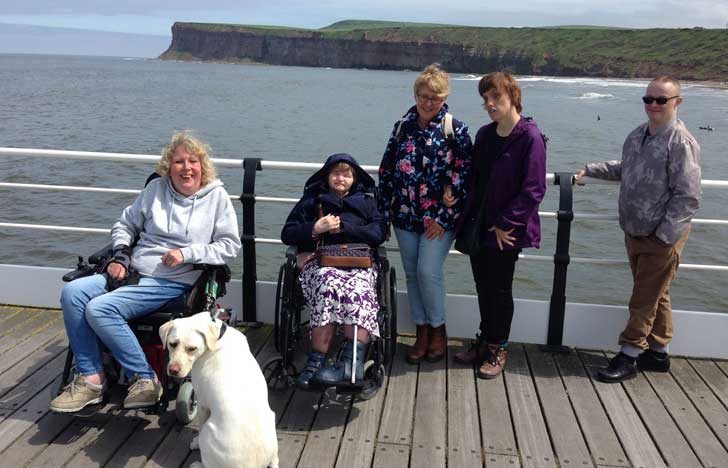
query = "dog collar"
xmin=218 ymin=321 xmax=227 ymax=339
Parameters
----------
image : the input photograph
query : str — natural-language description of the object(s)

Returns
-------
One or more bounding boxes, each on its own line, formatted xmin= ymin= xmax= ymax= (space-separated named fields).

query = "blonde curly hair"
xmin=157 ymin=132 xmax=217 ymax=187
xmin=414 ymin=63 xmax=451 ymax=100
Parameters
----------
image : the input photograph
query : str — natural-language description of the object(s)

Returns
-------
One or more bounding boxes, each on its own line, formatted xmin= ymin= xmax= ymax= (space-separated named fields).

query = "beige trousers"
xmin=618 ymin=226 xmax=690 ymax=350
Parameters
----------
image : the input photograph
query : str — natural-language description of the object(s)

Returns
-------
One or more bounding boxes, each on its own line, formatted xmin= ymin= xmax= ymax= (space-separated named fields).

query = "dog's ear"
xmin=202 ymin=321 xmax=219 ymax=352
xmin=159 ymin=320 xmax=174 ymax=350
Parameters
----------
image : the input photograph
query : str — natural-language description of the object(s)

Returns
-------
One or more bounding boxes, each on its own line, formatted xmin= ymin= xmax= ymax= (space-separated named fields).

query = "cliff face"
xmin=159 ymin=22 xmax=728 ymax=81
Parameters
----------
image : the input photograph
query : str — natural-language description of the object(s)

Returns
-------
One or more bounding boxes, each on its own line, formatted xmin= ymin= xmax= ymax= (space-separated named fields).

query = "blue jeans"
xmin=394 ymin=227 xmax=455 ymax=328
xmin=60 ymin=274 xmax=190 ymax=379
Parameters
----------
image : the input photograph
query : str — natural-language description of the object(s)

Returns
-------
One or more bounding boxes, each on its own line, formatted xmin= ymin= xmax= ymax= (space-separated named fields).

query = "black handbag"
xmin=454 ymin=188 xmax=488 ymax=256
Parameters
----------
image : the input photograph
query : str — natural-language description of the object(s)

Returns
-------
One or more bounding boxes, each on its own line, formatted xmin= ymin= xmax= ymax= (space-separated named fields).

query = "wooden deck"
xmin=2 ymin=306 xmax=728 ymax=468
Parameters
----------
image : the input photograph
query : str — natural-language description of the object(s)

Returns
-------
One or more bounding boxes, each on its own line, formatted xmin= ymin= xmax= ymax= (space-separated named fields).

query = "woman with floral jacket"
xmin=378 ymin=63 xmax=472 ymax=364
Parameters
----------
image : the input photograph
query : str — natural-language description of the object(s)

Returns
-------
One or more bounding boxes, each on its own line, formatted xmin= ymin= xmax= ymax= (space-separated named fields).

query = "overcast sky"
xmin=0 ymin=0 xmax=727 ymax=36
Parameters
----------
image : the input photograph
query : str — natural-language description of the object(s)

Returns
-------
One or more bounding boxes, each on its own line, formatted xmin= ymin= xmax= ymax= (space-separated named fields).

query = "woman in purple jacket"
xmin=453 ymin=72 xmax=546 ymax=379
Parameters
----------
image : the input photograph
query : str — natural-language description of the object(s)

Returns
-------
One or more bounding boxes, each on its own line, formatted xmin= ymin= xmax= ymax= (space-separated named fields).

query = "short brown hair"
xmin=157 ymin=132 xmax=217 ymax=187
xmin=651 ymin=75 xmax=681 ymax=94
xmin=478 ymin=72 xmax=523 ymax=113
xmin=414 ymin=63 xmax=451 ymax=99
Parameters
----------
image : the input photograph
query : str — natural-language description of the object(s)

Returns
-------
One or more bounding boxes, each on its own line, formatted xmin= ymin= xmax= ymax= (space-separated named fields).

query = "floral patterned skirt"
xmin=299 ymin=259 xmax=380 ymax=337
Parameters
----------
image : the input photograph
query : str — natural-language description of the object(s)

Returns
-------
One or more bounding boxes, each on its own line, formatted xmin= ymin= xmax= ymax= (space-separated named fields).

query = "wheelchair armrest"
xmin=192 ymin=263 xmax=232 ymax=284
xmin=88 ymin=243 xmax=114 ymax=265
xmin=285 ymin=245 xmax=299 ymax=262
xmin=376 ymin=246 xmax=387 ymax=259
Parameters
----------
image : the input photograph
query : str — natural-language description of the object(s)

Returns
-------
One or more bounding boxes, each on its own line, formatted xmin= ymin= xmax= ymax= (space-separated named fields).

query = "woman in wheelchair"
xmin=50 ymin=132 xmax=241 ymax=413
xmin=281 ymin=153 xmax=387 ymax=390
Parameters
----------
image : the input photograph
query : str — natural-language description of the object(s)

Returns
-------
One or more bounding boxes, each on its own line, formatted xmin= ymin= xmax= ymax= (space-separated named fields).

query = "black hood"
xmin=303 ymin=153 xmax=375 ymax=196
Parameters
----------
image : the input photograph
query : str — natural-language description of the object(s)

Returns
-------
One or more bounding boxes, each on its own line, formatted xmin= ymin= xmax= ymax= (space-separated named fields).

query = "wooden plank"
xmin=524 ymin=345 xmax=594 ymax=468
xmin=0 ymin=334 xmax=67 ymax=401
xmin=296 ymin=390 xmax=351 ymax=468
xmin=0 ymin=351 xmax=66 ymax=410
xmin=410 ymin=353 xmax=447 ymax=468
xmin=553 ymin=351 xmax=628 ymax=467
xmin=476 ymin=354 xmax=518 ymax=460
xmin=371 ymin=442 xmax=410 ymax=468
xmin=143 ymin=423 xmax=197 ymax=468
xmin=0 ymin=310 xmax=61 ymax=354
xmin=0 ymin=307 xmax=40 ymax=337
xmin=644 ymin=361 xmax=728 ymax=467
xmin=690 ymin=359 xmax=728 ymax=408
xmin=505 ymin=344 xmax=556 ymax=468
xmin=104 ymin=405 xmax=177 ymax=468
xmin=240 ymin=324 xmax=273 ymax=357
xmin=0 ymin=382 xmax=68 ymax=453
xmin=0 ymin=319 xmax=65 ymax=375
xmin=63 ymin=411 xmax=142 ymax=467
xmin=377 ymin=340 xmax=416 ymax=446
xmin=577 ymin=350 xmax=667 ymax=468
xmin=672 ymin=358 xmax=728 ymax=452
xmin=334 ymin=365 xmax=389 ymax=468
xmin=0 ymin=307 xmax=23 ymax=329
xmin=26 ymin=420 xmax=105 ymax=468
xmin=276 ymin=432 xmax=306 ymax=468
xmin=0 ymin=411 xmax=74 ymax=468
xmin=484 ymin=453 xmax=520 ymax=468
xmin=448 ymin=347 xmax=482 ymax=468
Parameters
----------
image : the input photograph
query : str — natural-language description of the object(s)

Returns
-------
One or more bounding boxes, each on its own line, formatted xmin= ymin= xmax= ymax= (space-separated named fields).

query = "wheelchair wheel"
xmin=273 ymin=264 xmax=286 ymax=353
xmin=262 ymin=357 xmax=297 ymax=392
xmin=358 ymin=360 xmax=385 ymax=400
xmin=175 ymin=380 xmax=198 ymax=425
xmin=383 ymin=268 xmax=398 ymax=365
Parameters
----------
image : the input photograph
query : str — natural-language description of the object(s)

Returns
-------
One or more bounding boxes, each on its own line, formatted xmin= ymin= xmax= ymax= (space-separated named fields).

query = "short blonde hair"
xmin=157 ymin=132 xmax=217 ymax=187
xmin=414 ymin=63 xmax=451 ymax=99
xmin=651 ymin=75 xmax=681 ymax=94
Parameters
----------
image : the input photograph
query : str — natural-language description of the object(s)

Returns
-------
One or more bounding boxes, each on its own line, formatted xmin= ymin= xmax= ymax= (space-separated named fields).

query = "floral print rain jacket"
xmin=378 ymin=104 xmax=472 ymax=233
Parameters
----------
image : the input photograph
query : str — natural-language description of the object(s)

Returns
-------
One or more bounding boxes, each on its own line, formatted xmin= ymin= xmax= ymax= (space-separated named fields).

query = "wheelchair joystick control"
xmin=62 ymin=256 xmax=95 ymax=282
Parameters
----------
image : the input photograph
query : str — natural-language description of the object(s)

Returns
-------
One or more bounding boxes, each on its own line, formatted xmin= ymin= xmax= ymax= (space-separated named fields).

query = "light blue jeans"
xmin=394 ymin=227 xmax=455 ymax=328
xmin=60 ymin=274 xmax=190 ymax=379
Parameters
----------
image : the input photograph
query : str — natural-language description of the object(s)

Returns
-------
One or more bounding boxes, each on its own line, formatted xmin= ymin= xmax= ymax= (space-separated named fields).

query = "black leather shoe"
xmin=637 ymin=349 xmax=670 ymax=372
xmin=596 ymin=352 xmax=637 ymax=383
xmin=296 ymin=352 xmax=326 ymax=390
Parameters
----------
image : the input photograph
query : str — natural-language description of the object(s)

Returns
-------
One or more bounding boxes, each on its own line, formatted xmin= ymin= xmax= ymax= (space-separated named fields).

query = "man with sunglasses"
xmin=575 ymin=76 xmax=701 ymax=383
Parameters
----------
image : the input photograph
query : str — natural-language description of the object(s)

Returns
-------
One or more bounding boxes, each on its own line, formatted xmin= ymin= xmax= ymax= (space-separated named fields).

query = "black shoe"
xmin=595 ymin=352 xmax=637 ymax=383
xmin=637 ymin=349 xmax=670 ymax=372
xmin=296 ymin=352 xmax=326 ymax=390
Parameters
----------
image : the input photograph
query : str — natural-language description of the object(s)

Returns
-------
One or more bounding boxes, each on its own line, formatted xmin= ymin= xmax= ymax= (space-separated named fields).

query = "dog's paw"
xmin=190 ymin=436 xmax=199 ymax=451
xmin=190 ymin=462 xmax=203 ymax=468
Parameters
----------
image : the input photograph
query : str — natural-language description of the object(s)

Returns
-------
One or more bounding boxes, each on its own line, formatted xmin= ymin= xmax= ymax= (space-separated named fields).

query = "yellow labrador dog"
xmin=160 ymin=312 xmax=279 ymax=468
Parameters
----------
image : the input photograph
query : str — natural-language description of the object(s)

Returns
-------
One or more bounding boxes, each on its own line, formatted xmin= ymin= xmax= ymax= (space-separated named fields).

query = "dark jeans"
xmin=469 ymin=248 xmax=520 ymax=344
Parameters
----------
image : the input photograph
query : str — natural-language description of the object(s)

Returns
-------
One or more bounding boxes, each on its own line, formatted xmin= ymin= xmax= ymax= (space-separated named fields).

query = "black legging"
xmin=469 ymin=248 xmax=520 ymax=344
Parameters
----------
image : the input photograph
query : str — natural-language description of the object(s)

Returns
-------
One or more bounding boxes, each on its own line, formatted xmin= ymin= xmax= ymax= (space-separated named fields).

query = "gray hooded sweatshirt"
xmin=112 ymin=176 xmax=241 ymax=285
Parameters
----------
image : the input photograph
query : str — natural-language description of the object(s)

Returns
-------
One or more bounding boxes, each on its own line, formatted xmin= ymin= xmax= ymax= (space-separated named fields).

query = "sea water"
xmin=0 ymin=54 xmax=726 ymax=313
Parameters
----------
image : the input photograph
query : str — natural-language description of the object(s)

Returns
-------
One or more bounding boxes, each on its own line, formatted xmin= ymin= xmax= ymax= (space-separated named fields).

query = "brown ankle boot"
xmin=477 ymin=344 xmax=508 ymax=379
xmin=426 ymin=325 xmax=447 ymax=362
xmin=453 ymin=334 xmax=487 ymax=365
xmin=406 ymin=325 xmax=430 ymax=364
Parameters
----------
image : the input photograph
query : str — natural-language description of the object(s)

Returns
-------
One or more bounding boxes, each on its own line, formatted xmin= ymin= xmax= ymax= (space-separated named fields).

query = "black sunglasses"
xmin=642 ymin=95 xmax=680 ymax=105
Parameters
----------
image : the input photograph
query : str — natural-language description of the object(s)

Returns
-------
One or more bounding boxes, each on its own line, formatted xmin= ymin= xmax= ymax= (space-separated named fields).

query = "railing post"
xmin=240 ymin=158 xmax=262 ymax=324
xmin=543 ymin=172 xmax=574 ymax=353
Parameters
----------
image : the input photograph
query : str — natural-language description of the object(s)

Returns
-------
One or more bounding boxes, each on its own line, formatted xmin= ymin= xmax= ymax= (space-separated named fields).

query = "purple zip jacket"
xmin=464 ymin=116 xmax=547 ymax=250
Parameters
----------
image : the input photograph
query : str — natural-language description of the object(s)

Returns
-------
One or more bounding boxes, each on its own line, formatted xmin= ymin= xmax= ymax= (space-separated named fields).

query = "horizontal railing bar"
xmin=2 ymin=224 xmax=726 ymax=271
xmin=3 ymin=148 xmax=726 ymax=188
xmin=5 ymin=182 xmax=726 ymax=225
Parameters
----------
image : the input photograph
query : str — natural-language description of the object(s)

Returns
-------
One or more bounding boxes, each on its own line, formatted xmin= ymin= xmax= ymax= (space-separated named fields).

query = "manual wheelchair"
xmin=262 ymin=245 xmax=397 ymax=400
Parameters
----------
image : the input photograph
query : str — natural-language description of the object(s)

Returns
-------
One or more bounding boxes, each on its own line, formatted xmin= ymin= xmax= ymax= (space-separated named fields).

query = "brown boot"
xmin=477 ymin=344 xmax=508 ymax=379
xmin=406 ymin=325 xmax=430 ymax=364
xmin=426 ymin=325 xmax=447 ymax=362
xmin=453 ymin=334 xmax=487 ymax=365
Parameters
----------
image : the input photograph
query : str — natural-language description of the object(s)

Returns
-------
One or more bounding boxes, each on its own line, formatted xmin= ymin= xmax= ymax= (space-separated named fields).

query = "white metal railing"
xmin=2 ymin=147 xmax=727 ymax=272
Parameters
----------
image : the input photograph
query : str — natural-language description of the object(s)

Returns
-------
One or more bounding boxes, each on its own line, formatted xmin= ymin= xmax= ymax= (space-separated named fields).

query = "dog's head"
xmin=159 ymin=312 xmax=220 ymax=378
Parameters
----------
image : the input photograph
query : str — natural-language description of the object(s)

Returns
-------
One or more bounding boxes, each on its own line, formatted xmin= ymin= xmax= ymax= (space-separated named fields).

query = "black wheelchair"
xmin=57 ymin=241 xmax=231 ymax=424
xmin=262 ymin=245 xmax=397 ymax=400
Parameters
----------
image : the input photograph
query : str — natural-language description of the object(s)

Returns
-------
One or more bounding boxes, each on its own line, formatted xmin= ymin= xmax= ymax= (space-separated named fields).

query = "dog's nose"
xmin=168 ymin=363 xmax=180 ymax=376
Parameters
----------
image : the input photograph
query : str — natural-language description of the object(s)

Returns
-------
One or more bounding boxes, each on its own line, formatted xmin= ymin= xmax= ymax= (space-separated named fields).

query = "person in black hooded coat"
xmin=281 ymin=153 xmax=387 ymax=389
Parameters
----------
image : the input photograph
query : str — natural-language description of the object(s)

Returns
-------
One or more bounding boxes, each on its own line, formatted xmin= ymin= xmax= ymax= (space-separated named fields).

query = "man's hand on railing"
xmin=574 ymin=168 xmax=587 ymax=186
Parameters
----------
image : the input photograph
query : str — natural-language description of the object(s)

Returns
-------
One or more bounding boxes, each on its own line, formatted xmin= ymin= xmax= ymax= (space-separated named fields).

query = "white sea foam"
xmin=517 ymin=76 xmax=649 ymax=88
xmin=575 ymin=92 xmax=615 ymax=100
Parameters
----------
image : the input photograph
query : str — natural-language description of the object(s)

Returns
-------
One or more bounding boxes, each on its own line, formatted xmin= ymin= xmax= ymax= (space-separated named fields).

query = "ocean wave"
xmin=575 ymin=92 xmax=615 ymax=99
xmin=517 ymin=76 xmax=648 ymax=88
